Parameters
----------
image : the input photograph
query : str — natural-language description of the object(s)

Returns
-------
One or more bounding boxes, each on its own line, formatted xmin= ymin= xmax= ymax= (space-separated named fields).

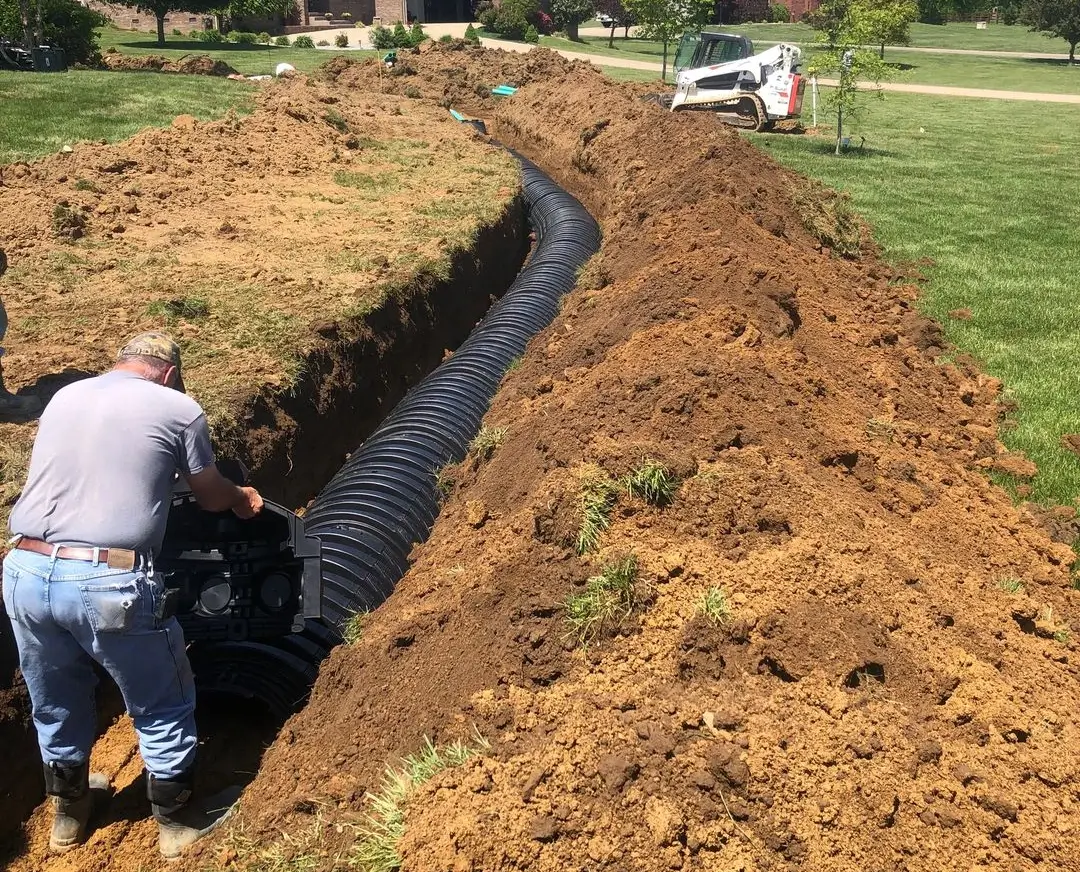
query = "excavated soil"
xmin=100 ymin=52 xmax=238 ymax=76
xmin=7 ymin=44 xmax=1080 ymax=872
xmin=0 ymin=66 xmax=524 ymax=864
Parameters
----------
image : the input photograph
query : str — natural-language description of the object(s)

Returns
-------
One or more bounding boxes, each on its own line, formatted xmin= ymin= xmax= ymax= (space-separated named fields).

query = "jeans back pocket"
xmin=78 ymin=580 xmax=143 ymax=633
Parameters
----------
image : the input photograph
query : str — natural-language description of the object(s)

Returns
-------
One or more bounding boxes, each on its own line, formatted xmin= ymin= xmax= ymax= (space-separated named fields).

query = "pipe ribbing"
xmin=193 ymin=158 xmax=600 ymax=716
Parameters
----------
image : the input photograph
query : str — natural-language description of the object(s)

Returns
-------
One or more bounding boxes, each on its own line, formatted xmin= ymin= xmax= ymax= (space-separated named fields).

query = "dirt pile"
xmin=6 ymin=47 xmax=1080 ymax=872
xmin=0 ymin=69 xmax=523 ymax=865
xmin=100 ymin=51 xmax=239 ymax=76
xmin=183 ymin=47 xmax=1078 ymax=872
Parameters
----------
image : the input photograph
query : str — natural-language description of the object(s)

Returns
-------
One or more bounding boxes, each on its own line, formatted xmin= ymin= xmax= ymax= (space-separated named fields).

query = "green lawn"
xmin=750 ymin=95 xmax=1080 ymax=504
xmin=704 ymin=21 xmax=1074 ymax=54
xmin=539 ymin=33 xmax=1079 ymax=92
xmin=0 ymin=69 xmax=254 ymax=163
xmin=98 ymin=26 xmax=376 ymax=75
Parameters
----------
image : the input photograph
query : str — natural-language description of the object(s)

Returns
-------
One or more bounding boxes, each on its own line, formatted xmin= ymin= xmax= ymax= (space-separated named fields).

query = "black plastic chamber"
xmin=190 ymin=158 xmax=600 ymax=716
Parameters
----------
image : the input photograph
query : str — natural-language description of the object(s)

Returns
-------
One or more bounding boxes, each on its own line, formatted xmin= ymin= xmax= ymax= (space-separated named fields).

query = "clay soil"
xmin=0 ymin=64 xmax=521 ymax=865
xmin=100 ymin=52 xmax=238 ymax=75
xmin=7 ymin=43 xmax=1080 ymax=872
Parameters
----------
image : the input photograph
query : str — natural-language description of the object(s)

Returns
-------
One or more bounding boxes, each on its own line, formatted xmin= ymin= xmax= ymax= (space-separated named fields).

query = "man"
xmin=0 ymin=248 xmax=42 ymax=418
xmin=2 ymin=332 xmax=264 ymax=858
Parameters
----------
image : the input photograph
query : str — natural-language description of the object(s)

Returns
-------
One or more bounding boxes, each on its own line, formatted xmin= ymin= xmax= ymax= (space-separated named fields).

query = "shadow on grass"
xmin=116 ymin=39 xmax=280 ymax=52
xmin=762 ymin=132 xmax=897 ymax=159
xmin=1020 ymin=56 xmax=1080 ymax=67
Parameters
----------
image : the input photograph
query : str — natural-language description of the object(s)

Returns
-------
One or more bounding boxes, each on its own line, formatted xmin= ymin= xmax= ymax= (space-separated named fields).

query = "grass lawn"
xmin=98 ymin=26 xmax=376 ymax=75
xmin=538 ymin=33 xmax=1079 ymax=92
xmin=750 ymin=94 xmax=1080 ymax=504
xmin=704 ymin=21 xmax=1074 ymax=54
xmin=0 ymin=69 xmax=254 ymax=163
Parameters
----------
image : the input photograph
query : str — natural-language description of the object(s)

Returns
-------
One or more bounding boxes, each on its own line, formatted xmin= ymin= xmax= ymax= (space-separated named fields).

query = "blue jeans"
xmin=2 ymin=548 xmax=197 ymax=778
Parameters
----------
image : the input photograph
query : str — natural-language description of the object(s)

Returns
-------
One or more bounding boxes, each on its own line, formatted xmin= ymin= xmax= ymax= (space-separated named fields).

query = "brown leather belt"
xmin=14 ymin=537 xmax=140 ymax=571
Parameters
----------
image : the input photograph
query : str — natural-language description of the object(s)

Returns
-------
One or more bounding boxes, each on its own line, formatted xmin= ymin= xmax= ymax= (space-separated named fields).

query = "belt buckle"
xmin=106 ymin=548 xmax=137 ymax=571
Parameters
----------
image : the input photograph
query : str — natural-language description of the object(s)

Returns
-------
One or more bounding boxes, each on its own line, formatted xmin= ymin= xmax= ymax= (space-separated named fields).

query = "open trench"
xmin=0 ymin=155 xmax=598 ymax=861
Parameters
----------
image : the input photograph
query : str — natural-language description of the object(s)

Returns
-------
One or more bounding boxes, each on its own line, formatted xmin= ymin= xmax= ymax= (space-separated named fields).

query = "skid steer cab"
xmin=156 ymin=460 xmax=321 ymax=643
xmin=668 ymin=32 xmax=805 ymax=132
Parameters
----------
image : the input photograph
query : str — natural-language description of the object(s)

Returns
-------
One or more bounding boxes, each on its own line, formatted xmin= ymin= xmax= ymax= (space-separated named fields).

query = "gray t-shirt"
xmin=9 ymin=369 xmax=215 ymax=553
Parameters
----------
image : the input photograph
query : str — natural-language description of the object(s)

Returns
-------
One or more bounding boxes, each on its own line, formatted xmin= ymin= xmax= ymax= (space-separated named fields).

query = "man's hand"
xmin=187 ymin=466 xmax=264 ymax=517
xmin=232 ymin=485 xmax=263 ymax=519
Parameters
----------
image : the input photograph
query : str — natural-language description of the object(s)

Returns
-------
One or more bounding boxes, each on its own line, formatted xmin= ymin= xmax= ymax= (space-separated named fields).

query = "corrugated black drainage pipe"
xmin=190 ymin=158 xmax=600 ymax=716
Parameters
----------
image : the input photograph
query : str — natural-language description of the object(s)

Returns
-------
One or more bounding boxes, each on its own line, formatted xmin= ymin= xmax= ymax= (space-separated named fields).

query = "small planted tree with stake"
xmin=809 ymin=0 xmax=892 ymax=155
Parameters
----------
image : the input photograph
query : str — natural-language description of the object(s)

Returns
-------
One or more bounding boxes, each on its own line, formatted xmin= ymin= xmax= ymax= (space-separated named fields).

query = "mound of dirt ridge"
xmin=199 ymin=47 xmax=1077 ymax=872
xmin=101 ymin=52 xmax=238 ymax=76
xmin=13 ymin=44 xmax=1080 ymax=872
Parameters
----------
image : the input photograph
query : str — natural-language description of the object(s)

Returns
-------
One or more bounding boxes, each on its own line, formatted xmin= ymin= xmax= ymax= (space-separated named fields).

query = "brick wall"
xmin=372 ymin=0 xmax=406 ymax=24
xmin=87 ymin=1 xmax=211 ymax=33
xmin=779 ymin=0 xmax=820 ymax=21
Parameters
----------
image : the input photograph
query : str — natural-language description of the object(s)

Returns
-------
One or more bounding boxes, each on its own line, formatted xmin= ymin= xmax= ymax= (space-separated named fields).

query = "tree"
xmin=860 ymin=0 xmax=918 ymax=58
xmin=809 ymin=0 xmax=893 ymax=154
xmin=112 ymin=0 xmax=215 ymax=45
xmin=1024 ymin=0 xmax=1080 ymax=63
xmin=0 ymin=0 xmax=105 ymax=59
xmin=625 ymin=0 xmax=712 ymax=80
xmin=551 ymin=0 xmax=594 ymax=39
xmin=595 ymin=0 xmax=633 ymax=46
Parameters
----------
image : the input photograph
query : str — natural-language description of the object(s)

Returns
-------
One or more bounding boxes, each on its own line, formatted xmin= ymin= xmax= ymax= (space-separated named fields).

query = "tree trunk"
xmin=1071 ymin=40 xmax=1076 ymax=64
xmin=18 ymin=0 xmax=33 ymax=48
xmin=156 ymin=12 xmax=166 ymax=46
xmin=835 ymin=104 xmax=843 ymax=156
xmin=879 ymin=42 xmax=884 ymax=59
xmin=661 ymin=37 xmax=667 ymax=82
xmin=566 ymin=21 xmax=579 ymax=40
xmin=608 ymin=22 xmax=614 ymax=47
xmin=34 ymin=0 xmax=42 ymax=44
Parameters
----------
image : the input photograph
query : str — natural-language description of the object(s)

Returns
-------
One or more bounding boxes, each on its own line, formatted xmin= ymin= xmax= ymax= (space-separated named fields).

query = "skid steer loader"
xmin=658 ymin=31 xmax=806 ymax=132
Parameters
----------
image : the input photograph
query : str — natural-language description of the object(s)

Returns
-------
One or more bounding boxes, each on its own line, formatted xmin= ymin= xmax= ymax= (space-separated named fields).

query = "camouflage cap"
xmin=118 ymin=331 xmax=186 ymax=393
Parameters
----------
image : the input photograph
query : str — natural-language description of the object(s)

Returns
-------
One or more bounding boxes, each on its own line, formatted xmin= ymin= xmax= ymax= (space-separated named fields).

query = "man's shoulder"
xmin=54 ymin=372 xmax=206 ymax=423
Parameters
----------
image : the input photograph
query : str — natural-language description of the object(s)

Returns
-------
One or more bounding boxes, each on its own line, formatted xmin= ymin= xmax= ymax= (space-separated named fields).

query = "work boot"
xmin=0 ymin=360 xmax=40 ymax=419
xmin=42 ymin=762 xmax=112 ymax=854
xmin=148 ymin=772 xmax=242 ymax=861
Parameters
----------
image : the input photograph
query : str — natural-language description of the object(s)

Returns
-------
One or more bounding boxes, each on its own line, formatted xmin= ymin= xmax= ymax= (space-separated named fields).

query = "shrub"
xmin=407 ymin=20 xmax=426 ymax=45
xmin=523 ymin=22 xmax=538 ymax=42
xmin=371 ymin=24 xmax=395 ymax=47
xmin=490 ymin=0 xmax=539 ymax=39
xmin=550 ymin=0 xmax=591 ymax=37
xmin=274 ymin=34 xmax=290 ymax=44
xmin=323 ymin=10 xmax=333 ymax=18
xmin=536 ymin=9 xmax=553 ymax=33
xmin=463 ymin=21 xmax=480 ymax=42
xmin=334 ymin=31 xmax=349 ymax=46
xmin=293 ymin=34 xmax=315 ymax=47
xmin=188 ymin=29 xmax=201 ymax=38
xmin=230 ymin=31 xmax=259 ymax=43
xmin=171 ymin=27 xmax=182 ymax=35
xmin=257 ymin=30 xmax=271 ymax=42
xmin=438 ymin=32 xmax=453 ymax=41
xmin=201 ymin=29 xmax=225 ymax=42
xmin=767 ymin=1 xmax=789 ymax=21
xmin=0 ymin=0 xmax=107 ymax=64
xmin=392 ymin=20 xmax=409 ymax=45
xmin=341 ymin=9 xmax=352 ymax=16
xmin=479 ymin=5 xmax=497 ymax=28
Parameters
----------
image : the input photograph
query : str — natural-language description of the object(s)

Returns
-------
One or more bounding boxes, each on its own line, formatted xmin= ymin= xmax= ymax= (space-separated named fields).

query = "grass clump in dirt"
xmin=576 ymin=466 xmax=620 ymax=554
xmin=624 ymin=458 xmax=679 ymax=506
xmin=51 ymin=203 xmax=87 ymax=240
xmin=998 ymin=576 xmax=1025 ymax=595
xmin=697 ymin=585 xmax=731 ymax=626
xmin=352 ymin=734 xmax=490 ymax=872
xmin=789 ymin=179 xmax=861 ymax=258
xmin=468 ymin=425 xmax=506 ymax=462
xmin=342 ymin=609 xmax=368 ymax=645
xmin=323 ymin=107 xmax=350 ymax=133
xmin=146 ymin=296 xmax=210 ymax=324
xmin=565 ymin=554 xmax=641 ymax=646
